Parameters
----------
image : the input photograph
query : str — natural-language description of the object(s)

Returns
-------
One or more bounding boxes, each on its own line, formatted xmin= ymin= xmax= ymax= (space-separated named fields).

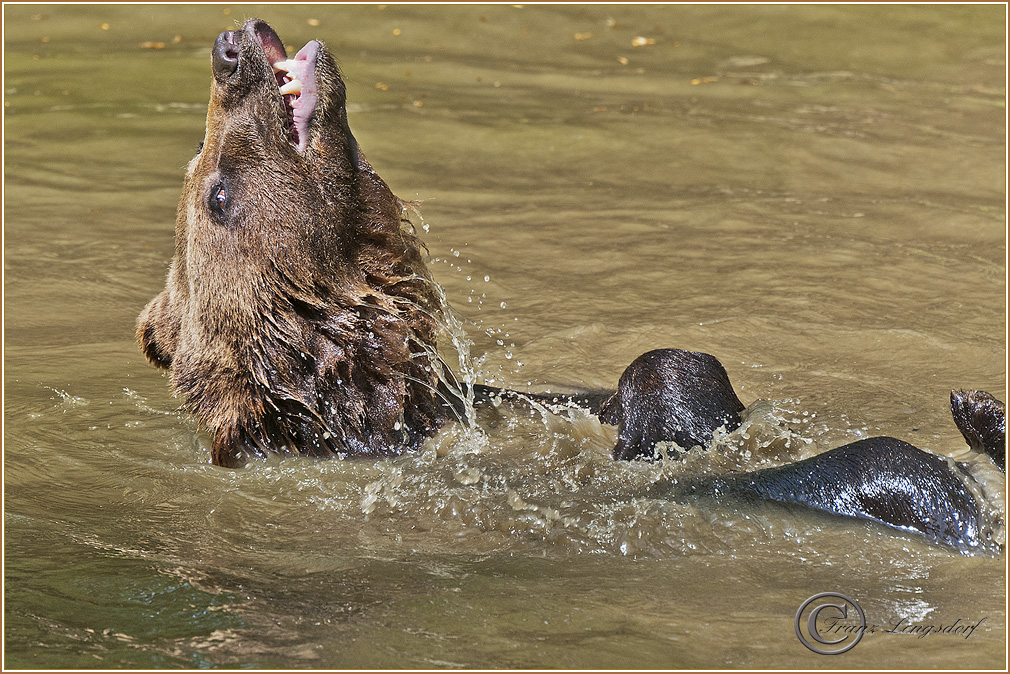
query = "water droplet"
xmin=484 ymin=275 xmax=490 ymax=282
xmin=500 ymin=301 xmax=507 ymax=309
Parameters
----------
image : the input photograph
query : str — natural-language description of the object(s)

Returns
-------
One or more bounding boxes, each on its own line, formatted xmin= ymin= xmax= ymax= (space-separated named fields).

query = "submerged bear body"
xmin=138 ymin=20 xmax=1004 ymax=553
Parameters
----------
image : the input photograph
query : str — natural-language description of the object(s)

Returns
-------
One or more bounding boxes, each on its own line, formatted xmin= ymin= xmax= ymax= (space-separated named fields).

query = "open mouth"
xmin=272 ymin=42 xmax=319 ymax=153
xmin=239 ymin=21 xmax=318 ymax=153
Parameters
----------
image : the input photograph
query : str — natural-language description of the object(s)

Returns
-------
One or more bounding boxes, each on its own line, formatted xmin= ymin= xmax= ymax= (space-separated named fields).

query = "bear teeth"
xmin=274 ymin=60 xmax=305 ymax=97
xmin=279 ymin=78 xmax=303 ymax=95
xmin=274 ymin=59 xmax=301 ymax=76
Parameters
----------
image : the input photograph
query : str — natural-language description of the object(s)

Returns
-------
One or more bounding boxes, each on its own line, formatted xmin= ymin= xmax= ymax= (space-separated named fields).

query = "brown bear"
xmin=138 ymin=20 xmax=1003 ymax=553
xmin=137 ymin=20 xmax=456 ymax=468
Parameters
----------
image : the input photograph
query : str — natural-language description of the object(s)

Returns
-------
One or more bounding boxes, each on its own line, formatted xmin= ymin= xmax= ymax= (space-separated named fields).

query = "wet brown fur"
xmin=137 ymin=21 xmax=448 ymax=467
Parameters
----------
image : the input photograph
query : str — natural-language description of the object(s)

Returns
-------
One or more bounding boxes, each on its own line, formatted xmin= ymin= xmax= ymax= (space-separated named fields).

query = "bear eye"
xmin=207 ymin=181 xmax=229 ymax=219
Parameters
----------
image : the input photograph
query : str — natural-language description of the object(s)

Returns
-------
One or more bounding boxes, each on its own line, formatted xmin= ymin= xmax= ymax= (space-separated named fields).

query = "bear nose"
xmin=212 ymin=30 xmax=239 ymax=80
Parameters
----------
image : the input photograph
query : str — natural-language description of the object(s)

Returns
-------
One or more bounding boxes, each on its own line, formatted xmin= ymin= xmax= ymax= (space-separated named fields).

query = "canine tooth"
xmin=279 ymin=78 xmax=302 ymax=95
xmin=273 ymin=59 xmax=297 ymax=73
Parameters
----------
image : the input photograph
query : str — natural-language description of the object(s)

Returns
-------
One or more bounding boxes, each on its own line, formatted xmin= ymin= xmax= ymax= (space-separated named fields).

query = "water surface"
xmin=4 ymin=4 xmax=1006 ymax=669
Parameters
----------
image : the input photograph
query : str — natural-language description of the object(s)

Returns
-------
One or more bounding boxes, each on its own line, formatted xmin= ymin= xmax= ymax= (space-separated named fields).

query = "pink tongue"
xmin=288 ymin=41 xmax=320 ymax=152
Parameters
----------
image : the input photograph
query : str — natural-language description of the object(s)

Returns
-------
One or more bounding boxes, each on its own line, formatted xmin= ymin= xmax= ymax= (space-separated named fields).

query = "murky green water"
xmin=4 ymin=3 xmax=1005 ymax=669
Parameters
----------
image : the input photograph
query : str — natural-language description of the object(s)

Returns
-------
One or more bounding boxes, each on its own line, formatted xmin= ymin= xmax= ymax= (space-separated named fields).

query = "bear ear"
xmin=136 ymin=289 xmax=180 ymax=370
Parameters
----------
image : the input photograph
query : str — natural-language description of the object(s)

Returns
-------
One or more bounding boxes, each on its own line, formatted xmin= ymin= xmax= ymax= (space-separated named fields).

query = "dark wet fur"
xmin=951 ymin=389 xmax=1005 ymax=472
xmin=663 ymin=438 xmax=987 ymax=552
xmin=598 ymin=349 xmax=745 ymax=460
xmin=471 ymin=348 xmax=745 ymax=461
